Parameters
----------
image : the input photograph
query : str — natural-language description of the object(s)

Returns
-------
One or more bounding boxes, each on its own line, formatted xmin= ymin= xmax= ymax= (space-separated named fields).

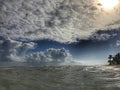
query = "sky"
xmin=0 ymin=0 xmax=120 ymax=65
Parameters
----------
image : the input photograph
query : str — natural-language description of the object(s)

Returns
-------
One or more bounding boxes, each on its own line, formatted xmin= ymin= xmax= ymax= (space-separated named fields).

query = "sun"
xmin=99 ymin=0 xmax=119 ymax=9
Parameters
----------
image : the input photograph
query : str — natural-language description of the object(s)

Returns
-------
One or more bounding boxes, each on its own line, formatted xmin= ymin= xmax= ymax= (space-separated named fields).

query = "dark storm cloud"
xmin=0 ymin=0 xmax=120 ymax=43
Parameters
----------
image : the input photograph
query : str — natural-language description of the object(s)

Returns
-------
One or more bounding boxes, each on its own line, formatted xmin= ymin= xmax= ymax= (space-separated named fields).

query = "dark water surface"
xmin=0 ymin=65 xmax=120 ymax=90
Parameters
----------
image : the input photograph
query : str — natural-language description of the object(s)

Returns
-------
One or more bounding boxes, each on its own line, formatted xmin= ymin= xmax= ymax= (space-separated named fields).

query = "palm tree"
xmin=108 ymin=55 xmax=113 ymax=65
xmin=114 ymin=53 xmax=120 ymax=64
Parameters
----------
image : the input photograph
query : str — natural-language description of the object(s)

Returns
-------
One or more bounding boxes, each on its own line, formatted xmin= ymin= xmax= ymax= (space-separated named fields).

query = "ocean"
xmin=0 ymin=65 xmax=120 ymax=90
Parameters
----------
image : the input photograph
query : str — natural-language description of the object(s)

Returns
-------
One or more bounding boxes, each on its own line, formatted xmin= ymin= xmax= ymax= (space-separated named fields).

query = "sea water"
xmin=0 ymin=65 xmax=120 ymax=90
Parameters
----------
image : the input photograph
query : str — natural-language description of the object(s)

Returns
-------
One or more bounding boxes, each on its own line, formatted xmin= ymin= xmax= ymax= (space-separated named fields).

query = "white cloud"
xmin=91 ymin=33 xmax=111 ymax=41
xmin=0 ymin=38 xmax=73 ymax=64
xmin=116 ymin=40 xmax=120 ymax=46
xmin=0 ymin=37 xmax=35 ymax=62
xmin=0 ymin=0 xmax=120 ymax=43
xmin=24 ymin=48 xmax=73 ymax=64
xmin=91 ymin=33 xmax=117 ymax=41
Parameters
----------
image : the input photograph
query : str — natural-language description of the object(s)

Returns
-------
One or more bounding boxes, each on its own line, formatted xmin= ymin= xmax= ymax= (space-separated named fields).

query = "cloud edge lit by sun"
xmin=99 ymin=0 xmax=119 ymax=9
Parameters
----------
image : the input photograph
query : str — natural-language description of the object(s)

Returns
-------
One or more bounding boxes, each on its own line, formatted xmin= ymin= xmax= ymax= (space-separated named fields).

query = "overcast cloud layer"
xmin=0 ymin=0 xmax=120 ymax=43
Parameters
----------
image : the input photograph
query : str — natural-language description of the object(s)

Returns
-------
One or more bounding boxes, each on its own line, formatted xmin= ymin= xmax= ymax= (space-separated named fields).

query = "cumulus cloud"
xmin=116 ymin=40 xmax=120 ymax=47
xmin=0 ymin=37 xmax=36 ymax=62
xmin=0 ymin=38 xmax=72 ymax=64
xmin=24 ymin=48 xmax=72 ymax=64
xmin=0 ymin=0 xmax=120 ymax=43
xmin=89 ymin=28 xmax=120 ymax=41
xmin=91 ymin=32 xmax=117 ymax=41
xmin=91 ymin=33 xmax=111 ymax=41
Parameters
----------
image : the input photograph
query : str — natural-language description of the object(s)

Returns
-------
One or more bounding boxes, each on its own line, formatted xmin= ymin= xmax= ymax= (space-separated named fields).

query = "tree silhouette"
xmin=108 ymin=53 xmax=120 ymax=65
xmin=115 ymin=53 xmax=120 ymax=64
xmin=108 ymin=55 xmax=113 ymax=65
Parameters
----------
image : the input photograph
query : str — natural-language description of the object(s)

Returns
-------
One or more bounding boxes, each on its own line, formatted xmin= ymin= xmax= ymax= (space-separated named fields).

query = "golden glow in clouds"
xmin=99 ymin=0 xmax=119 ymax=9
